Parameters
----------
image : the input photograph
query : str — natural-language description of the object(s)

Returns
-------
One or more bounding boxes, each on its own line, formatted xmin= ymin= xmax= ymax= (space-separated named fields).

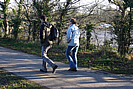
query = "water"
xmin=90 ymin=30 xmax=117 ymax=46
xmin=64 ymin=29 xmax=132 ymax=49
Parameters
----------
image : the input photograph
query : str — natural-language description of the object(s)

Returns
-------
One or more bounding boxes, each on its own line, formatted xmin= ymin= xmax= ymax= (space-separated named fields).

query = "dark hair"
xmin=70 ymin=18 xmax=76 ymax=24
xmin=40 ymin=15 xmax=47 ymax=21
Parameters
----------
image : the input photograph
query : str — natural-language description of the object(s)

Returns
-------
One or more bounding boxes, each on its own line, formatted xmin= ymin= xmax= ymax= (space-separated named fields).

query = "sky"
xmin=0 ymin=0 xmax=116 ymax=8
xmin=0 ymin=0 xmax=110 ymax=5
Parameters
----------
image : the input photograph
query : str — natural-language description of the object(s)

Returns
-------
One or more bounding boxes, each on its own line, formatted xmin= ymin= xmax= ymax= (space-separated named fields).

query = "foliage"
xmin=33 ymin=0 xmax=53 ymax=20
xmin=84 ymin=22 xmax=94 ymax=49
xmin=11 ymin=0 xmax=23 ymax=40
xmin=0 ymin=68 xmax=49 ymax=89
xmin=109 ymin=0 xmax=133 ymax=57
xmin=0 ymin=0 xmax=10 ymax=37
xmin=0 ymin=19 xmax=3 ymax=27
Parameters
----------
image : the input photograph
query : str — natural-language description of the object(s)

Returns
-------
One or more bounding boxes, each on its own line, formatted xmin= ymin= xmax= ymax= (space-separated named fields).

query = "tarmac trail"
xmin=0 ymin=46 xmax=133 ymax=89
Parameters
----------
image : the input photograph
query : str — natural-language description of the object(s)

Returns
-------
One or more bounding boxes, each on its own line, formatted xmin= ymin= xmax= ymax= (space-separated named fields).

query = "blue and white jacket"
xmin=66 ymin=24 xmax=80 ymax=46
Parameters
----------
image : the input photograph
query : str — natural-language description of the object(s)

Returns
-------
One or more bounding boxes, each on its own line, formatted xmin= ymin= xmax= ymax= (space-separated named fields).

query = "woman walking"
xmin=66 ymin=18 xmax=80 ymax=72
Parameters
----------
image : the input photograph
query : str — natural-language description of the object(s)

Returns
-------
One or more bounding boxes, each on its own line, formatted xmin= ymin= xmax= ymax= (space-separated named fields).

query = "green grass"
xmin=0 ymin=68 xmax=49 ymax=89
xmin=0 ymin=37 xmax=133 ymax=77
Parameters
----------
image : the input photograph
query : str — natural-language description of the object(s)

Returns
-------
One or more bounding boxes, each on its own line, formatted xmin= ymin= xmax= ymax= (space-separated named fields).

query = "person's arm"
xmin=40 ymin=24 xmax=44 ymax=43
xmin=66 ymin=27 xmax=72 ymax=43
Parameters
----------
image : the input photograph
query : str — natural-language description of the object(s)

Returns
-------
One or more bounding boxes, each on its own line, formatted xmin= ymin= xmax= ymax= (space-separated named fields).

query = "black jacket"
xmin=40 ymin=21 xmax=53 ymax=46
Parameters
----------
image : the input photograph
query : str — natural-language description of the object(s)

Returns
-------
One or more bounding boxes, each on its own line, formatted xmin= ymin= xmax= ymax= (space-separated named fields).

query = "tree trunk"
xmin=3 ymin=14 xmax=8 ymax=37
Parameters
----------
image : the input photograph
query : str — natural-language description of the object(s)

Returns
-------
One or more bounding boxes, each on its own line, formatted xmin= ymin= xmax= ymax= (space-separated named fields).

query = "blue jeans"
xmin=41 ymin=45 xmax=56 ymax=71
xmin=66 ymin=46 xmax=79 ymax=70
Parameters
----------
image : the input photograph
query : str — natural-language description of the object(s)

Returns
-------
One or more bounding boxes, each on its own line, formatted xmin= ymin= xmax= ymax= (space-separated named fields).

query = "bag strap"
xmin=43 ymin=22 xmax=48 ymax=40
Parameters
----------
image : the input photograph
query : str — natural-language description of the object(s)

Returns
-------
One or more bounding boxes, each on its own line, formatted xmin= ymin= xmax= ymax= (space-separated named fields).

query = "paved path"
xmin=0 ymin=46 xmax=133 ymax=89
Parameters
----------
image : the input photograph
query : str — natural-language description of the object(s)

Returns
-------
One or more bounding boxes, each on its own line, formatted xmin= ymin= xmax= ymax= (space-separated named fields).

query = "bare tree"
xmin=22 ymin=0 xmax=34 ymax=41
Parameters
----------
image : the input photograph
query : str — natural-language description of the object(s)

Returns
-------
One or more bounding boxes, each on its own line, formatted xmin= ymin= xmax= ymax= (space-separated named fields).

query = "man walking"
xmin=40 ymin=15 xmax=58 ymax=73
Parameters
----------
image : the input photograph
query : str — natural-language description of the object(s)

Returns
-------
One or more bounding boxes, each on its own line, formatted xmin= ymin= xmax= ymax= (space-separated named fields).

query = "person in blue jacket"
xmin=66 ymin=18 xmax=80 ymax=72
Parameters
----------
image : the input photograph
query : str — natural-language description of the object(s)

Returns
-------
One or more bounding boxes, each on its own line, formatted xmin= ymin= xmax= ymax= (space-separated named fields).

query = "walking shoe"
xmin=40 ymin=69 xmax=47 ymax=73
xmin=68 ymin=67 xmax=77 ymax=72
xmin=52 ymin=65 xmax=58 ymax=74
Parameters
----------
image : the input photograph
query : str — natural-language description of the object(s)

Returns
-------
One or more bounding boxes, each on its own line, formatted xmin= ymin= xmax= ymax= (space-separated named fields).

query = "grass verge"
xmin=0 ymin=68 xmax=49 ymax=89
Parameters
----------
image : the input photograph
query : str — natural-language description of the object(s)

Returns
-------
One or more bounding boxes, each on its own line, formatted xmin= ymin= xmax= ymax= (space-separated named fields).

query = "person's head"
xmin=40 ymin=15 xmax=47 ymax=22
xmin=69 ymin=18 xmax=76 ymax=25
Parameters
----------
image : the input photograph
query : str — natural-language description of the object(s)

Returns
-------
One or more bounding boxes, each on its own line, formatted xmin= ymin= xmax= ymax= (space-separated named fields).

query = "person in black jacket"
xmin=40 ymin=15 xmax=58 ymax=73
